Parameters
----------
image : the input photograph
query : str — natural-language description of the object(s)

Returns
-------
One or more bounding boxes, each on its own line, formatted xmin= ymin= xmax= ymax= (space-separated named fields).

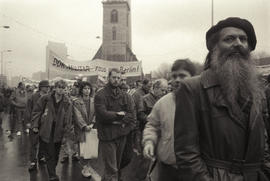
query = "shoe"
xmin=60 ymin=156 xmax=69 ymax=164
xmin=72 ymin=153 xmax=80 ymax=161
xmin=25 ymin=128 xmax=30 ymax=134
xmin=49 ymin=175 xmax=59 ymax=181
xmin=16 ymin=131 xmax=21 ymax=136
xmin=81 ymin=166 xmax=92 ymax=178
xmin=38 ymin=157 xmax=46 ymax=165
xmin=28 ymin=162 xmax=37 ymax=172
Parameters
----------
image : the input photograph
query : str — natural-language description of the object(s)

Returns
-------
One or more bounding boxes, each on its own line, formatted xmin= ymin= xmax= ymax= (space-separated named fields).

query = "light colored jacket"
xmin=143 ymin=92 xmax=176 ymax=165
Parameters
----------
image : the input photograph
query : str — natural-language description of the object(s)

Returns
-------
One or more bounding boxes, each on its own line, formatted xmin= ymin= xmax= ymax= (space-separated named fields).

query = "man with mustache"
xmin=174 ymin=17 xmax=270 ymax=181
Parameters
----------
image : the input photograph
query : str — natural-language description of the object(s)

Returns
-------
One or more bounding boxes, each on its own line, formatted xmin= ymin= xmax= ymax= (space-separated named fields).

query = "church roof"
xmin=91 ymin=44 xmax=138 ymax=62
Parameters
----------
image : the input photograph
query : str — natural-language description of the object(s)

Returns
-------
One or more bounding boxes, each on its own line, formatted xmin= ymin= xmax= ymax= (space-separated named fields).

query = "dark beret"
xmin=39 ymin=80 xmax=49 ymax=87
xmin=206 ymin=17 xmax=257 ymax=51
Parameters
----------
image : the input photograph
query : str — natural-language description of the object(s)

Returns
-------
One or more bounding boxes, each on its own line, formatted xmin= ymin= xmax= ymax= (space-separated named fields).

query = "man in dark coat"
xmin=94 ymin=68 xmax=136 ymax=181
xmin=32 ymin=80 xmax=72 ymax=181
xmin=28 ymin=80 xmax=50 ymax=171
xmin=174 ymin=17 xmax=270 ymax=181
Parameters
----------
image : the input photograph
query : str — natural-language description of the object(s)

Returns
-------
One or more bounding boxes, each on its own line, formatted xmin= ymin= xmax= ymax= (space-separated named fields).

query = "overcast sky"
xmin=0 ymin=0 xmax=269 ymax=78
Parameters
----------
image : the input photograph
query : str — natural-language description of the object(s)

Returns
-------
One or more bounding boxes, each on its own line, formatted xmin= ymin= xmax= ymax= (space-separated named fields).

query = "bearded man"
xmin=174 ymin=17 xmax=270 ymax=181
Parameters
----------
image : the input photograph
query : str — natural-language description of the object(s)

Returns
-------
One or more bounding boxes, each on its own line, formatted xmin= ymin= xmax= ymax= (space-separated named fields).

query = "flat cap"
xmin=206 ymin=17 xmax=257 ymax=51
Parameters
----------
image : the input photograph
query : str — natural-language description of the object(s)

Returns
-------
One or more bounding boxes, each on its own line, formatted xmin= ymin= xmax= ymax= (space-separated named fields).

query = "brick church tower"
xmin=93 ymin=0 xmax=138 ymax=62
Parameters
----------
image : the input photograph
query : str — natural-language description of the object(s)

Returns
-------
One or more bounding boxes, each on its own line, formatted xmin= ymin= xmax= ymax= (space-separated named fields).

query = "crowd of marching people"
xmin=1 ymin=16 xmax=270 ymax=181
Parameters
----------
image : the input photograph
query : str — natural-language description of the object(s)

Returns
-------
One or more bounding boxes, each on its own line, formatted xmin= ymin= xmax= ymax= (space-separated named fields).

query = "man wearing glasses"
xmin=32 ymin=80 xmax=72 ymax=181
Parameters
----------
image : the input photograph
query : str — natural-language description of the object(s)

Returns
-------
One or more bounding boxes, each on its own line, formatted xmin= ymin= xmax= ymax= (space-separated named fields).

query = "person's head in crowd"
xmin=171 ymin=58 xmax=196 ymax=91
xmin=205 ymin=17 xmax=263 ymax=110
xmin=71 ymin=81 xmax=80 ymax=96
xmin=90 ymin=84 xmax=98 ymax=97
xmin=39 ymin=81 xmax=49 ymax=92
xmin=152 ymin=79 xmax=168 ymax=99
xmin=63 ymin=86 xmax=69 ymax=97
xmin=135 ymin=80 xmax=142 ymax=88
xmin=54 ymin=80 xmax=67 ymax=96
xmin=3 ymin=88 xmax=13 ymax=98
xmin=17 ymin=82 xmax=25 ymax=91
xmin=108 ymin=68 xmax=121 ymax=88
xmin=142 ymin=79 xmax=152 ymax=94
xmin=26 ymin=85 xmax=33 ymax=93
xmin=79 ymin=81 xmax=92 ymax=98
xmin=120 ymin=83 xmax=129 ymax=93
xmin=120 ymin=72 xmax=127 ymax=85
xmin=38 ymin=80 xmax=50 ymax=94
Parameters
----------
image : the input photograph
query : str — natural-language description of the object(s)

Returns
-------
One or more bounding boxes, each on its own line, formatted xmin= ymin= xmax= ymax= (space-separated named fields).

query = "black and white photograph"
xmin=0 ymin=0 xmax=270 ymax=180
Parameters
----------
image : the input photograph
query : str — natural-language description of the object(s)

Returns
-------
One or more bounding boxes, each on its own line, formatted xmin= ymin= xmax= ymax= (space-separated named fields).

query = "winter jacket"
xmin=143 ymin=92 xmax=176 ymax=165
xmin=32 ymin=92 xmax=72 ymax=143
xmin=174 ymin=69 xmax=270 ymax=181
xmin=94 ymin=84 xmax=136 ymax=141
xmin=11 ymin=89 xmax=27 ymax=109
xmin=138 ymin=92 xmax=158 ymax=130
xmin=26 ymin=91 xmax=44 ymax=124
xmin=73 ymin=96 xmax=95 ymax=142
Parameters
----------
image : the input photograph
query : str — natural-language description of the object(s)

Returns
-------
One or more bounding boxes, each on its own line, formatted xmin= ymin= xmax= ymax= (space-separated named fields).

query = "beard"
xmin=210 ymin=45 xmax=264 ymax=115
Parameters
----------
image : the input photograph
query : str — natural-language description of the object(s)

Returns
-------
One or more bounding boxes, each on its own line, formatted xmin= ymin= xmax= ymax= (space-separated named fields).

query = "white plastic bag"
xmin=80 ymin=129 xmax=99 ymax=159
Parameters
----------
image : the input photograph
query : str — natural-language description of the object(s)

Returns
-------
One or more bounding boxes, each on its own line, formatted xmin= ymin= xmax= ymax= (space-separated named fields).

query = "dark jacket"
xmin=138 ymin=92 xmax=158 ymax=131
xmin=73 ymin=96 xmax=95 ymax=142
xmin=132 ymin=88 xmax=147 ymax=109
xmin=32 ymin=92 xmax=72 ymax=143
xmin=26 ymin=91 xmax=43 ymax=124
xmin=174 ymin=69 xmax=270 ymax=181
xmin=94 ymin=84 xmax=136 ymax=141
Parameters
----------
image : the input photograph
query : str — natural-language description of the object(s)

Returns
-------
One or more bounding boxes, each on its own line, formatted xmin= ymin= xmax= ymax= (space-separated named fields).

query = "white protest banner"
xmin=48 ymin=50 xmax=142 ymax=77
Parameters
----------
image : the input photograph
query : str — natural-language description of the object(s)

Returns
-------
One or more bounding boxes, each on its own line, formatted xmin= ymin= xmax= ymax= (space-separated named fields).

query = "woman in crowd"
xmin=73 ymin=81 xmax=95 ymax=178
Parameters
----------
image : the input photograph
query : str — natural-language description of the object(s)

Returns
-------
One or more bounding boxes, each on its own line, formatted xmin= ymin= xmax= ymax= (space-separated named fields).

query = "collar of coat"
xmin=104 ymin=84 xmax=124 ymax=99
xmin=74 ymin=96 xmax=94 ymax=104
xmin=201 ymin=69 xmax=220 ymax=89
xmin=199 ymin=69 xmax=263 ymax=131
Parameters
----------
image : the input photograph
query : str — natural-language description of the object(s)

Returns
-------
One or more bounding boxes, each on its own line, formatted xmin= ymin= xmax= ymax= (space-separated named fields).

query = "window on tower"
xmin=112 ymin=27 xmax=116 ymax=40
xmin=111 ymin=10 xmax=118 ymax=23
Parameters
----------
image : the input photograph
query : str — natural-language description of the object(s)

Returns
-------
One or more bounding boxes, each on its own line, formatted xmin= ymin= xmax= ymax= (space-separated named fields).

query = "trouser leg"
xmin=15 ymin=109 xmax=22 ymax=132
xmin=29 ymin=129 xmax=39 ymax=163
xmin=100 ymin=136 xmax=127 ymax=181
xmin=0 ymin=111 xmax=3 ymax=127
xmin=41 ymin=138 xmax=61 ymax=178
xmin=157 ymin=162 xmax=180 ymax=181
xmin=61 ymin=137 xmax=69 ymax=157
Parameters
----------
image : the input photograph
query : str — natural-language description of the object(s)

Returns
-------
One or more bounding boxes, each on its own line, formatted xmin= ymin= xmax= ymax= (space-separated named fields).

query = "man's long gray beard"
xmin=210 ymin=48 xmax=264 ymax=116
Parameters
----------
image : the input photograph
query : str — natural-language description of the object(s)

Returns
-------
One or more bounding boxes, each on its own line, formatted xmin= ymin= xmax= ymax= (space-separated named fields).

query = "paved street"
xmin=0 ymin=119 xmax=158 ymax=181
xmin=0 ymin=119 xmax=102 ymax=181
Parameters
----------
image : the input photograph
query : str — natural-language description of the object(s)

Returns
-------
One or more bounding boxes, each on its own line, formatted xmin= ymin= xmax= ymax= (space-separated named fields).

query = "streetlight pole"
xmin=1 ymin=50 xmax=12 ymax=75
